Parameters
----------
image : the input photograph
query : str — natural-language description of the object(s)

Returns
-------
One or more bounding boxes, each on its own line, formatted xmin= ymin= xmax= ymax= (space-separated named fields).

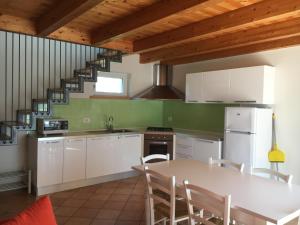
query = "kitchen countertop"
xmin=29 ymin=127 xmax=223 ymax=141
xmin=29 ymin=129 xmax=143 ymax=141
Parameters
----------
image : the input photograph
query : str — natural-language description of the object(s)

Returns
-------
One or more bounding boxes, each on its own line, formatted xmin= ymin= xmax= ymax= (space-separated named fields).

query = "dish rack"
xmin=0 ymin=170 xmax=31 ymax=193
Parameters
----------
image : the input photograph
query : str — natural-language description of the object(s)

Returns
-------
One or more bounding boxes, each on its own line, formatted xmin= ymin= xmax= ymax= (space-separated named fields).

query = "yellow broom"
xmin=268 ymin=113 xmax=285 ymax=171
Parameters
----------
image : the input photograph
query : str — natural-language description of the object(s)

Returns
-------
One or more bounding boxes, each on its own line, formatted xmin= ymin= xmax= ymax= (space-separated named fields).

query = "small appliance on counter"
xmin=37 ymin=118 xmax=68 ymax=135
xmin=144 ymin=127 xmax=174 ymax=160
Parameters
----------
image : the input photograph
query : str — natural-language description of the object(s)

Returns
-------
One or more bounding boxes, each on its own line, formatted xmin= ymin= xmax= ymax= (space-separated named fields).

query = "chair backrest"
xmin=209 ymin=157 xmax=244 ymax=172
xmin=251 ymin=168 xmax=293 ymax=184
xmin=144 ymin=166 xmax=176 ymax=224
xmin=183 ymin=180 xmax=231 ymax=225
xmin=141 ymin=154 xmax=170 ymax=165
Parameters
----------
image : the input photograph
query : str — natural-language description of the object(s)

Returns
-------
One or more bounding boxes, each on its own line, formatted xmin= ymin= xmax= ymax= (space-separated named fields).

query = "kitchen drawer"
xmin=176 ymin=136 xmax=193 ymax=147
xmin=176 ymin=153 xmax=193 ymax=160
xmin=176 ymin=143 xmax=193 ymax=156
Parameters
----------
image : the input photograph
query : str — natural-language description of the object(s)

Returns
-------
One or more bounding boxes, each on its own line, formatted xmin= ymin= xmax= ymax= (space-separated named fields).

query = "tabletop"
xmin=133 ymin=159 xmax=300 ymax=225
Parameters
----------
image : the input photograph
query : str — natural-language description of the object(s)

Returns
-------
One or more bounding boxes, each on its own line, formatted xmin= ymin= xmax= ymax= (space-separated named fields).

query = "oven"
xmin=144 ymin=133 xmax=174 ymax=160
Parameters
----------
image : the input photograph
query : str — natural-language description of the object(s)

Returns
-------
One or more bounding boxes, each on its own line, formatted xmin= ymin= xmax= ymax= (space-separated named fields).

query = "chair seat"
xmin=208 ymin=217 xmax=235 ymax=225
xmin=155 ymin=199 xmax=188 ymax=219
xmin=153 ymin=189 xmax=183 ymax=201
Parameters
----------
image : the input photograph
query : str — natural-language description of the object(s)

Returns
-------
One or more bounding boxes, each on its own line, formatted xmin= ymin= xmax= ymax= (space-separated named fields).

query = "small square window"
xmin=96 ymin=77 xmax=123 ymax=93
xmin=95 ymin=72 xmax=128 ymax=96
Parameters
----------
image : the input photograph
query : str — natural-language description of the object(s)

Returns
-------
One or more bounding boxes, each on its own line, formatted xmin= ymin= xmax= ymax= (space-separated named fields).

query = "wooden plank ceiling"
xmin=1 ymin=0 xmax=300 ymax=64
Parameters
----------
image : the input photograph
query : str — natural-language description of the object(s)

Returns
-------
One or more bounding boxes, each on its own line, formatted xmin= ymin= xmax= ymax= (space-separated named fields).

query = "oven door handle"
xmin=146 ymin=141 xmax=169 ymax=145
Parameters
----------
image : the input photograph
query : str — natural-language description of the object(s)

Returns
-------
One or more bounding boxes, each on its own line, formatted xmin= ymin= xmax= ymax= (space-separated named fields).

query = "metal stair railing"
xmin=0 ymin=31 xmax=123 ymax=146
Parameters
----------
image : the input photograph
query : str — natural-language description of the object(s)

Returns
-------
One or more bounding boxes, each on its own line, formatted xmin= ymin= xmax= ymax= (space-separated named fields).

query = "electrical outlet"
xmin=83 ymin=117 xmax=91 ymax=124
xmin=168 ymin=116 xmax=173 ymax=122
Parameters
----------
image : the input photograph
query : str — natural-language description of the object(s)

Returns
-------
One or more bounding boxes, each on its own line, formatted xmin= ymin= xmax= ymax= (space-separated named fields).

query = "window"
xmin=95 ymin=72 xmax=129 ymax=96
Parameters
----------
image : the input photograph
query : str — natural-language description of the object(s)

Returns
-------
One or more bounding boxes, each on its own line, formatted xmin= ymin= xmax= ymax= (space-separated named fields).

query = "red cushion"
xmin=0 ymin=196 xmax=57 ymax=225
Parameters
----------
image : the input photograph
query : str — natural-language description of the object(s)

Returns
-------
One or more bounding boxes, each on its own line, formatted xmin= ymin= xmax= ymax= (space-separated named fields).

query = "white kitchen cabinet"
xmin=117 ymin=134 xmax=143 ymax=172
xmin=185 ymin=66 xmax=275 ymax=104
xmin=228 ymin=66 xmax=275 ymax=104
xmin=37 ymin=139 xmax=63 ymax=187
xmin=63 ymin=137 xmax=86 ymax=183
xmin=86 ymin=136 xmax=117 ymax=178
xmin=193 ymin=138 xmax=222 ymax=163
xmin=175 ymin=134 xmax=222 ymax=163
xmin=175 ymin=135 xmax=194 ymax=159
xmin=186 ymin=73 xmax=203 ymax=103
xmin=202 ymin=70 xmax=231 ymax=102
xmin=86 ymin=134 xmax=142 ymax=178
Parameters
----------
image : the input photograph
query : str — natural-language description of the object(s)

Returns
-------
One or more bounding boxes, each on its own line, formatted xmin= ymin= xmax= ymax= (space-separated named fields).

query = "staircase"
xmin=0 ymin=52 xmax=122 ymax=145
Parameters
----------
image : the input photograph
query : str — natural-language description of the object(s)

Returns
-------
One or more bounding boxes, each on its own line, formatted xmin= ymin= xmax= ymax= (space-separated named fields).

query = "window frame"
xmin=94 ymin=71 xmax=129 ymax=97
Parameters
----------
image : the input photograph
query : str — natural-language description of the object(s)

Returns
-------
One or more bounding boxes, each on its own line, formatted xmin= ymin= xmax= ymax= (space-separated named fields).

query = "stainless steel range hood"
xmin=132 ymin=64 xmax=184 ymax=100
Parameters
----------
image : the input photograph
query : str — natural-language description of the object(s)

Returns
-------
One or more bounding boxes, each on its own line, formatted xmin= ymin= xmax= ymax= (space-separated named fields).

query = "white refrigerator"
xmin=224 ymin=107 xmax=273 ymax=171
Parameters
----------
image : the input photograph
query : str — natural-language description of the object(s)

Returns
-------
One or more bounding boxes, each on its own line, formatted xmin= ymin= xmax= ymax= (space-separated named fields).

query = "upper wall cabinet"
xmin=186 ymin=66 xmax=275 ymax=104
xmin=185 ymin=73 xmax=203 ymax=103
xmin=202 ymin=70 xmax=231 ymax=102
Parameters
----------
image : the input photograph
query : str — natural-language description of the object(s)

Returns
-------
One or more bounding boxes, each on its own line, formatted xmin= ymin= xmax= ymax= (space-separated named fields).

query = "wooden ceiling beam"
xmin=140 ymin=17 xmax=300 ymax=63
xmin=100 ymin=40 xmax=134 ymax=53
xmin=37 ymin=0 xmax=105 ymax=36
xmin=162 ymin=35 xmax=300 ymax=65
xmin=49 ymin=26 xmax=91 ymax=45
xmin=134 ymin=0 xmax=300 ymax=52
xmin=91 ymin=0 xmax=223 ymax=46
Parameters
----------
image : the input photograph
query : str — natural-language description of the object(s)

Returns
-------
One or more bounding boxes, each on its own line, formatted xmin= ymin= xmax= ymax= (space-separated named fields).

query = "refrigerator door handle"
xmin=225 ymin=129 xmax=253 ymax=135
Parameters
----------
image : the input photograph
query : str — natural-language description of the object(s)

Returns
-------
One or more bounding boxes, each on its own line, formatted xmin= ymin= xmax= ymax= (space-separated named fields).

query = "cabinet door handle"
xmin=46 ymin=141 xmax=60 ymax=144
xmin=177 ymin=143 xmax=192 ymax=148
xmin=195 ymin=139 xmax=214 ymax=143
xmin=205 ymin=100 xmax=224 ymax=103
xmin=67 ymin=139 xmax=83 ymax=142
xmin=124 ymin=134 xmax=140 ymax=138
xmin=88 ymin=138 xmax=103 ymax=141
xmin=234 ymin=100 xmax=256 ymax=103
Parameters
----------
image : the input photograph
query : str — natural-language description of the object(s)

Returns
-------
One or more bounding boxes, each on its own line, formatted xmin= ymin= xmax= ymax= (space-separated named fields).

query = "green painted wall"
xmin=163 ymin=101 xmax=226 ymax=132
xmin=53 ymin=99 xmax=227 ymax=132
xmin=53 ymin=99 xmax=164 ymax=131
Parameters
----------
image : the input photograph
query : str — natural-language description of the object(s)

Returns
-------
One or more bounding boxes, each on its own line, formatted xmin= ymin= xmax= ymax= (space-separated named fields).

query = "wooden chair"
xmin=183 ymin=180 xmax=231 ymax=225
xmin=209 ymin=157 xmax=245 ymax=172
xmin=144 ymin=166 xmax=189 ymax=225
xmin=251 ymin=168 xmax=293 ymax=184
xmin=141 ymin=154 xmax=170 ymax=165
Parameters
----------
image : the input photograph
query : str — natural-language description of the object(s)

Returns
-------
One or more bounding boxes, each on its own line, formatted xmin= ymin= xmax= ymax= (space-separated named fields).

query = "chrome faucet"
xmin=106 ymin=115 xmax=114 ymax=131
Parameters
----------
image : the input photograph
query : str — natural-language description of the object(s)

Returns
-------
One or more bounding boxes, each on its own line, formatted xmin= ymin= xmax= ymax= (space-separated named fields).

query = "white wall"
xmin=173 ymin=45 xmax=300 ymax=184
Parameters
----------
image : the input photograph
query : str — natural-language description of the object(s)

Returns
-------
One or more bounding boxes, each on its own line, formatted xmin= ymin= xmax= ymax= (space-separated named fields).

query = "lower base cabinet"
xmin=193 ymin=138 xmax=222 ymax=163
xmin=63 ymin=137 xmax=87 ymax=183
xmin=37 ymin=140 xmax=64 ymax=187
xmin=176 ymin=134 xmax=222 ymax=163
xmin=86 ymin=134 xmax=142 ymax=179
xmin=30 ymin=133 xmax=143 ymax=193
xmin=86 ymin=136 xmax=117 ymax=179
xmin=118 ymin=134 xmax=143 ymax=173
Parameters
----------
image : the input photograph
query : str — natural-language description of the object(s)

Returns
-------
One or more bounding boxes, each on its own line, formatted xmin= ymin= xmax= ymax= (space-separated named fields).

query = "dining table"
xmin=132 ymin=159 xmax=300 ymax=225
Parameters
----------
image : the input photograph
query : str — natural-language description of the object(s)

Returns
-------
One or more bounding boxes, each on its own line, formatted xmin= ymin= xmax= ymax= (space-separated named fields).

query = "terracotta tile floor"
xmin=0 ymin=176 xmax=146 ymax=225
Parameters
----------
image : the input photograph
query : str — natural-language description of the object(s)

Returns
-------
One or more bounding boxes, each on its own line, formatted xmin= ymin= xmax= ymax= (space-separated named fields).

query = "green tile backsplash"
xmin=163 ymin=101 xmax=226 ymax=132
xmin=53 ymin=99 xmax=164 ymax=131
xmin=53 ymin=98 xmax=226 ymax=132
